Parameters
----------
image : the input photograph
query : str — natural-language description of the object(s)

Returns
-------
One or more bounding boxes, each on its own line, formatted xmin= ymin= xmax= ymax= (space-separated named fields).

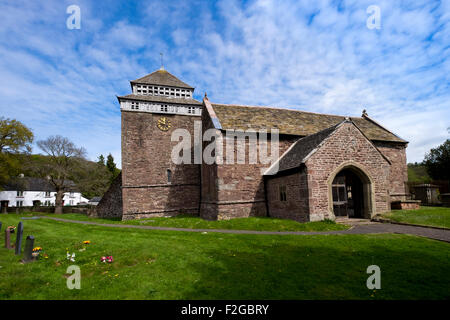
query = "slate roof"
xmin=131 ymin=69 xmax=194 ymax=89
xmin=264 ymin=120 xmax=392 ymax=175
xmin=118 ymin=94 xmax=202 ymax=106
xmin=210 ymin=103 xmax=406 ymax=143
xmin=268 ymin=124 xmax=341 ymax=174
xmin=2 ymin=177 xmax=77 ymax=192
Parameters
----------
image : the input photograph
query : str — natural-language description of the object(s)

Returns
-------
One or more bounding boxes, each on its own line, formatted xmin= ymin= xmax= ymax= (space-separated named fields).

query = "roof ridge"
xmin=210 ymin=102 xmax=406 ymax=143
xmin=131 ymin=69 xmax=194 ymax=89
xmin=264 ymin=122 xmax=340 ymax=175
xmin=362 ymin=114 xmax=408 ymax=143
xmin=211 ymin=102 xmax=363 ymax=119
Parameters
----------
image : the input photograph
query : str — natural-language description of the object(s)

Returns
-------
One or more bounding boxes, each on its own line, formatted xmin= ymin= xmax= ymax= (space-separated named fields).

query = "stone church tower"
xmin=118 ymin=67 xmax=202 ymax=220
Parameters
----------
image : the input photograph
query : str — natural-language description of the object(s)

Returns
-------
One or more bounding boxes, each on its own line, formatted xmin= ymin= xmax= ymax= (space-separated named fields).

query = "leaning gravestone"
xmin=15 ymin=221 xmax=23 ymax=255
xmin=22 ymin=236 xmax=35 ymax=263
xmin=5 ymin=228 xmax=11 ymax=249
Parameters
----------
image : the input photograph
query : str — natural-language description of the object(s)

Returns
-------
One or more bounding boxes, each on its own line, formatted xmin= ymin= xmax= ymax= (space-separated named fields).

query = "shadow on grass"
xmin=177 ymin=236 xmax=450 ymax=300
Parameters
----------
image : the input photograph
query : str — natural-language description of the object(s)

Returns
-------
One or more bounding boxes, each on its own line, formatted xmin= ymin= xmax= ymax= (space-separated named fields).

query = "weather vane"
xmin=160 ymin=53 xmax=164 ymax=70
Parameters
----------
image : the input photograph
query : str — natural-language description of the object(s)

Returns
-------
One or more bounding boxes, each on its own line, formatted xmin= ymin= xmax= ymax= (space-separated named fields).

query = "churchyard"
xmin=381 ymin=206 xmax=450 ymax=229
xmin=0 ymin=209 xmax=449 ymax=300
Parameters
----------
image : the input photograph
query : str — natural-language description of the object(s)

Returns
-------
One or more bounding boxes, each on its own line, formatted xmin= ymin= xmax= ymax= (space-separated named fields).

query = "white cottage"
xmin=0 ymin=177 xmax=88 ymax=208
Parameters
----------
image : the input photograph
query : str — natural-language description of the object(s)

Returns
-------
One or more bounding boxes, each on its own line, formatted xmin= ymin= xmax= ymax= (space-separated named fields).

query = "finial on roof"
xmin=159 ymin=53 xmax=165 ymax=71
xmin=362 ymin=109 xmax=368 ymax=117
xmin=345 ymin=117 xmax=350 ymax=122
xmin=204 ymin=92 xmax=208 ymax=100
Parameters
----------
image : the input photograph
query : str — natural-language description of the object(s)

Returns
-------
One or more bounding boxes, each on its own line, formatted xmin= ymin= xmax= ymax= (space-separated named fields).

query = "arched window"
xmin=167 ymin=169 xmax=172 ymax=184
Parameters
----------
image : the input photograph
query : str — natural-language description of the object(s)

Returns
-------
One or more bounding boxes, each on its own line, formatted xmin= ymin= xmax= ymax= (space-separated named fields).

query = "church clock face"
xmin=157 ymin=117 xmax=172 ymax=131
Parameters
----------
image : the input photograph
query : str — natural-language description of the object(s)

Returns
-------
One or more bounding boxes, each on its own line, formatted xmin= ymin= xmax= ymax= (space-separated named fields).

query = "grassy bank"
xmin=382 ymin=206 xmax=450 ymax=229
xmin=15 ymin=212 xmax=350 ymax=232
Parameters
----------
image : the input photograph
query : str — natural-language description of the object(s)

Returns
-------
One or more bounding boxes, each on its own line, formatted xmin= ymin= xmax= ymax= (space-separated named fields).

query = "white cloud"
xmin=0 ymin=0 xmax=448 ymax=167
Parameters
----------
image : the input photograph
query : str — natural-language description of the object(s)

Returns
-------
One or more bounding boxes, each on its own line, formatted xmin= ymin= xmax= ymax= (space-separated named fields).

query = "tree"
xmin=0 ymin=153 xmax=21 ymax=188
xmin=106 ymin=154 xmax=116 ymax=173
xmin=407 ymin=163 xmax=431 ymax=183
xmin=0 ymin=118 xmax=33 ymax=188
xmin=424 ymin=139 xmax=450 ymax=181
xmin=34 ymin=136 xmax=86 ymax=214
xmin=106 ymin=153 xmax=120 ymax=181
xmin=97 ymin=154 xmax=105 ymax=166
xmin=75 ymin=158 xmax=111 ymax=199
xmin=0 ymin=117 xmax=33 ymax=153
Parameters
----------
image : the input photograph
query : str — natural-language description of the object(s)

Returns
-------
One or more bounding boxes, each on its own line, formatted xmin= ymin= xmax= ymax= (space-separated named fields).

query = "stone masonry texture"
xmin=121 ymin=111 xmax=200 ymax=220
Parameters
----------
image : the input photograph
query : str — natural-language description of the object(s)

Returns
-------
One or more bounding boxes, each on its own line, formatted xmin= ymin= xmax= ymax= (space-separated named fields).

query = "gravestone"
xmin=0 ymin=221 xmax=2 ymax=232
xmin=22 ymin=236 xmax=35 ymax=263
xmin=5 ymin=228 xmax=11 ymax=249
xmin=15 ymin=221 xmax=23 ymax=255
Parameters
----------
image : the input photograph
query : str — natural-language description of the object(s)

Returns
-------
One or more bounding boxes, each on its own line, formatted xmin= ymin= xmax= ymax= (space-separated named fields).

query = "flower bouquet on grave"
xmin=7 ymin=226 xmax=16 ymax=233
xmin=32 ymin=247 xmax=43 ymax=259
xmin=101 ymin=256 xmax=114 ymax=263
xmin=66 ymin=252 xmax=76 ymax=262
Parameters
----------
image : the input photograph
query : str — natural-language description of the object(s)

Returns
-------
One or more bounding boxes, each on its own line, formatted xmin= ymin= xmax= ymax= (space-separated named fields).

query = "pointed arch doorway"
xmin=330 ymin=165 xmax=373 ymax=219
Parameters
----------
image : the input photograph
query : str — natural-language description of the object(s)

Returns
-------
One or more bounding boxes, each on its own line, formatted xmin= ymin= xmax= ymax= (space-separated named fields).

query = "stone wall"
xmin=391 ymin=200 xmax=420 ymax=210
xmin=96 ymin=173 xmax=123 ymax=218
xmin=373 ymin=141 xmax=408 ymax=199
xmin=199 ymin=106 xmax=298 ymax=220
xmin=266 ymin=169 xmax=310 ymax=222
xmin=305 ymin=122 xmax=391 ymax=220
xmin=121 ymin=111 xmax=201 ymax=220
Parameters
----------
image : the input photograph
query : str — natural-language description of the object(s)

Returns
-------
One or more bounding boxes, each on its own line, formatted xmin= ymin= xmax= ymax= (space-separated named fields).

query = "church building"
xmin=97 ymin=68 xmax=409 ymax=222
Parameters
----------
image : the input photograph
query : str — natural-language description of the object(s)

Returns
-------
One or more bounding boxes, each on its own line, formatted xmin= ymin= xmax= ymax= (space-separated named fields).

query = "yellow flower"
xmin=83 ymin=241 xmax=91 ymax=244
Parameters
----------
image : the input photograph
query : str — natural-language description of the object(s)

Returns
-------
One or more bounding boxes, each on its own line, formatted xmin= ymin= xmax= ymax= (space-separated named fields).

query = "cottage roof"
xmin=2 ymin=177 xmax=77 ymax=192
xmin=210 ymin=103 xmax=407 ymax=143
xmin=130 ymin=69 xmax=194 ymax=89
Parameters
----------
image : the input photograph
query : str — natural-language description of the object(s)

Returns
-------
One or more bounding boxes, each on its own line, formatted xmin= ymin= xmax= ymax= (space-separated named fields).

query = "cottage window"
xmin=17 ymin=191 xmax=24 ymax=197
xmin=279 ymin=185 xmax=287 ymax=202
xmin=16 ymin=201 xmax=23 ymax=207
xmin=45 ymin=191 xmax=51 ymax=197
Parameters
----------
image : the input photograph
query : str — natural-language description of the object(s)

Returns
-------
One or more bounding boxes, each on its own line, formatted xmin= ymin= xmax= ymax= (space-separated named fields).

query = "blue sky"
xmin=0 ymin=0 xmax=449 ymax=167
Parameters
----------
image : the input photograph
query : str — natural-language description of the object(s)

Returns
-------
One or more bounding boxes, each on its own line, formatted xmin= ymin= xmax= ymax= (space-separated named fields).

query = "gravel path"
xmin=42 ymin=217 xmax=450 ymax=242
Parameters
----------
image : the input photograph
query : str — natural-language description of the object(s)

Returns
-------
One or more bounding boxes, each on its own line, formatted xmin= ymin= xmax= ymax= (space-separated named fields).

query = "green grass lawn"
xmin=0 ymin=214 xmax=449 ymax=300
xmin=382 ymin=206 xmax=450 ymax=229
xmin=19 ymin=212 xmax=350 ymax=232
